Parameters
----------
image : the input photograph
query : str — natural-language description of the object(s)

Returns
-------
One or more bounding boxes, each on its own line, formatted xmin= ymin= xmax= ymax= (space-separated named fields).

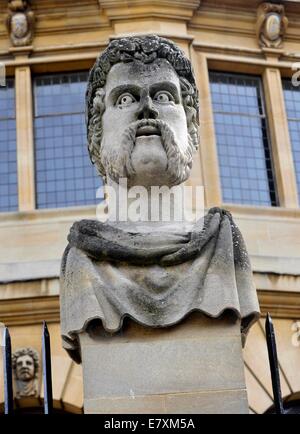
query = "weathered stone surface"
xmin=80 ymin=314 xmax=248 ymax=414
xmin=61 ymin=208 xmax=260 ymax=363
xmin=83 ymin=312 xmax=241 ymax=342
xmin=59 ymin=35 xmax=259 ymax=414
xmin=84 ymin=390 xmax=249 ymax=414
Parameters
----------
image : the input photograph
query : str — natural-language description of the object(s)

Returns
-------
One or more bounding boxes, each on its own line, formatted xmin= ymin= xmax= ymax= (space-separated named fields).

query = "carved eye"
xmin=153 ymin=91 xmax=174 ymax=104
xmin=116 ymin=93 xmax=136 ymax=108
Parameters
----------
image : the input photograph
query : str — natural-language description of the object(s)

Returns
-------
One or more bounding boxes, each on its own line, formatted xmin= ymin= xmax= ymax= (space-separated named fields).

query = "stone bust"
xmin=12 ymin=347 xmax=39 ymax=398
xmin=60 ymin=35 xmax=260 ymax=363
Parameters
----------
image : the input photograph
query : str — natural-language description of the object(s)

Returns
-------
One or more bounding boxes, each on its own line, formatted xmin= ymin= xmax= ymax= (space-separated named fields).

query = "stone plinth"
xmin=79 ymin=313 xmax=249 ymax=414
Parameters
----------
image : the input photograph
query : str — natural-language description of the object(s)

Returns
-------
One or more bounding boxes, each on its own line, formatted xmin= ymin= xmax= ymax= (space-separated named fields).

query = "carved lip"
xmin=136 ymin=125 xmax=161 ymax=137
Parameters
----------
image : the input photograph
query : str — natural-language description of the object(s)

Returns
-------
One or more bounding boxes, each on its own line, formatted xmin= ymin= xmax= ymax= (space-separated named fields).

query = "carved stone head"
xmin=256 ymin=2 xmax=288 ymax=48
xmin=86 ymin=35 xmax=199 ymax=188
xmin=11 ymin=12 xmax=28 ymax=39
xmin=12 ymin=347 xmax=39 ymax=398
xmin=6 ymin=0 xmax=35 ymax=47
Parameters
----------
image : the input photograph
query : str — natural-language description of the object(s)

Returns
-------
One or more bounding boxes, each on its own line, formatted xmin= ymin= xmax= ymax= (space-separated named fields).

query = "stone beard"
xmin=60 ymin=35 xmax=260 ymax=363
xmin=94 ymin=59 xmax=195 ymax=188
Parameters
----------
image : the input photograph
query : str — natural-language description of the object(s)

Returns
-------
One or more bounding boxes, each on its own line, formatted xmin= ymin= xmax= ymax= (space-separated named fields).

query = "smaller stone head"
xmin=7 ymin=0 xmax=35 ymax=47
xmin=12 ymin=347 xmax=39 ymax=382
xmin=11 ymin=12 xmax=28 ymax=39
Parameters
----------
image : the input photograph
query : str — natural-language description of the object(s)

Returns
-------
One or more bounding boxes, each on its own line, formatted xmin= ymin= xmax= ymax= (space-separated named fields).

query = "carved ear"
xmin=179 ymin=76 xmax=199 ymax=150
xmin=184 ymin=101 xmax=199 ymax=151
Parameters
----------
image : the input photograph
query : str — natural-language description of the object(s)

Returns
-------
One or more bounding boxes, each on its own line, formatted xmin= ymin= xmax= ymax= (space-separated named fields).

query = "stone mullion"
xmin=191 ymin=49 xmax=222 ymax=208
xmin=263 ymin=68 xmax=299 ymax=208
xmin=15 ymin=65 xmax=36 ymax=211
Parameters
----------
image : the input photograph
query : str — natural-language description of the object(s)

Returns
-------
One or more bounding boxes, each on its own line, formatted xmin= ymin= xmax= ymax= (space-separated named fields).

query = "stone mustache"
xmin=60 ymin=35 xmax=260 ymax=363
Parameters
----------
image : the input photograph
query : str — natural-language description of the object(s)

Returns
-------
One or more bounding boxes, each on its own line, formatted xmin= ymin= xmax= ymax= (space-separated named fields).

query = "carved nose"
xmin=137 ymin=93 xmax=159 ymax=120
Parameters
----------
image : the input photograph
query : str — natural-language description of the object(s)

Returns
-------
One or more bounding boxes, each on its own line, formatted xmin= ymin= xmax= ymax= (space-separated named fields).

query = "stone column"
xmin=79 ymin=313 xmax=249 ymax=414
xmin=15 ymin=64 xmax=35 ymax=211
xmin=190 ymin=50 xmax=222 ymax=209
xmin=263 ymin=67 xmax=299 ymax=208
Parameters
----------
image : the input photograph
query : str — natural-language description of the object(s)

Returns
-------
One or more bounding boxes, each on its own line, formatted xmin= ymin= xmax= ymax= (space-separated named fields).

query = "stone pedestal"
xmin=79 ymin=313 xmax=249 ymax=414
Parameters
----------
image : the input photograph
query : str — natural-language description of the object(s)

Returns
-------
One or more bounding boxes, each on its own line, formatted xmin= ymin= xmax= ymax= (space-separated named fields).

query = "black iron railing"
xmin=0 ymin=315 xmax=287 ymax=414
xmin=42 ymin=321 xmax=53 ymax=415
xmin=265 ymin=313 xmax=285 ymax=414
xmin=2 ymin=327 xmax=13 ymax=415
xmin=2 ymin=322 xmax=53 ymax=415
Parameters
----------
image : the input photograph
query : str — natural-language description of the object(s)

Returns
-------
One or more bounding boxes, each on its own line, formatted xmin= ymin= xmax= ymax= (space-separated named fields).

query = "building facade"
xmin=0 ymin=0 xmax=300 ymax=413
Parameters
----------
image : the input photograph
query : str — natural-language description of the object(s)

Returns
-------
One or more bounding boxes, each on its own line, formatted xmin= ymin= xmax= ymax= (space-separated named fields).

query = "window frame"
xmin=0 ymin=76 xmax=18 ymax=212
xmin=282 ymin=77 xmax=300 ymax=203
xmin=193 ymin=51 xmax=299 ymax=210
xmin=1 ymin=54 xmax=299 ymax=214
xmin=32 ymin=70 xmax=102 ymax=210
xmin=209 ymin=70 xmax=278 ymax=207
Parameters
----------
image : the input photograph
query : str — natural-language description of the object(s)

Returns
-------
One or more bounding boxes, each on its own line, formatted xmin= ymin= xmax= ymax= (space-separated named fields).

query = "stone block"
xmin=85 ymin=389 xmax=249 ymax=414
xmin=79 ymin=313 xmax=249 ymax=414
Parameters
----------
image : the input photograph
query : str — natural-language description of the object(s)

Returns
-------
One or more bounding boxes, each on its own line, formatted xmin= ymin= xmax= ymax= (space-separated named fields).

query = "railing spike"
xmin=42 ymin=321 xmax=53 ymax=414
xmin=265 ymin=313 xmax=285 ymax=414
xmin=2 ymin=327 xmax=14 ymax=414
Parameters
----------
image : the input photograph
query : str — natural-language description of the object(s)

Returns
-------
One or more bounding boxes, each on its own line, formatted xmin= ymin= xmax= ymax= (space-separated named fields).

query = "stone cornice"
xmin=192 ymin=0 xmax=300 ymax=15
xmin=0 ymin=279 xmax=60 ymax=325
xmin=99 ymin=0 xmax=201 ymax=22
xmin=0 ymin=296 xmax=60 ymax=326
xmin=190 ymin=1 xmax=300 ymax=47
xmin=258 ymin=290 xmax=300 ymax=320
xmin=0 ymin=290 xmax=299 ymax=327
xmin=0 ymin=275 xmax=299 ymax=325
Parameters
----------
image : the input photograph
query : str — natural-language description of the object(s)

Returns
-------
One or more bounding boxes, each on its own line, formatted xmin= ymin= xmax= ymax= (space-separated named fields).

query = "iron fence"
xmin=0 ymin=314 xmax=292 ymax=414
xmin=2 ymin=321 xmax=53 ymax=415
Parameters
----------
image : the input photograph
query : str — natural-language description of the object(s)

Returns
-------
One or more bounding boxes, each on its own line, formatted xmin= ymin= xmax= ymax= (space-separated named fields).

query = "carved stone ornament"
xmin=60 ymin=35 xmax=260 ymax=364
xmin=256 ymin=2 xmax=288 ymax=48
xmin=6 ymin=0 xmax=35 ymax=47
xmin=12 ymin=347 xmax=39 ymax=399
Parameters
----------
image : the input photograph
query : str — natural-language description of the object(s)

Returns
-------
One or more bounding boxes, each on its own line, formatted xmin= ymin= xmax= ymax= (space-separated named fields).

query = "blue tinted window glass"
xmin=0 ymin=79 xmax=18 ymax=212
xmin=34 ymin=72 xmax=102 ymax=209
xmin=282 ymin=79 xmax=300 ymax=203
xmin=209 ymin=72 xmax=277 ymax=206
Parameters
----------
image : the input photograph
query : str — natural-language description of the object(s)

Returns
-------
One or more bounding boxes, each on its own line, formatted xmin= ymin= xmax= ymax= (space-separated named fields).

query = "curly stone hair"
xmin=86 ymin=35 xmax=200 ymax=177
xmin=12 ymin=347 xmax=39 ymax=378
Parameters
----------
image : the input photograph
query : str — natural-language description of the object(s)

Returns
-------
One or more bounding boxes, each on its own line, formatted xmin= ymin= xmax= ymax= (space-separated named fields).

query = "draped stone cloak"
xmin=60 ymin=208 xmax=260 ymax=363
